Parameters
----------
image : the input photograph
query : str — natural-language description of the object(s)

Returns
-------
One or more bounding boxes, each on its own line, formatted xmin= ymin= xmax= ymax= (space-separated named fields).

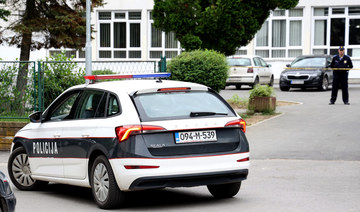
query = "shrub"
xmin=249 ymin=85 xmax=275 ymax=101
xmin=41 ymin=52 xmax=85 ymax=108
xmin=227 ymin=94 xmax=248 ymax=109
xmin=168 ymin=49 xmax=229 ymax=92
xmin=248 ymin=85 xmax=276 ymax=113
xmin=0 ymin=62 xmax=33 ymax=116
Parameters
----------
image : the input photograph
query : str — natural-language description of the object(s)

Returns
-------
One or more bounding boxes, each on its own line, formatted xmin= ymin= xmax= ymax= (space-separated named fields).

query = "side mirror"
xmin=286 ymin=64 xmax=291 ymax=67
xmin=267 ymin=64 xmax=272 ymax=67
xmin=29 ymin=111 xmax=43 ymax=123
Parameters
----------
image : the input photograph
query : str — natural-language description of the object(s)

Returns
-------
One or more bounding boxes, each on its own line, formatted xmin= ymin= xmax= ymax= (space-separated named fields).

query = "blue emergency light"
xmin=84 ymin=73 xmax=171 ymax=81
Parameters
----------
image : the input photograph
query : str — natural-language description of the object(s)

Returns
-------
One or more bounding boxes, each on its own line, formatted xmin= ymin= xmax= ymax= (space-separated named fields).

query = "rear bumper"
xmin=226 ymin=76 xmax=254 ymax=85
xmin=109 ymin=152 xmax=250 ymax=191
xmin=130 ymin=169 xmax=248 ymax=190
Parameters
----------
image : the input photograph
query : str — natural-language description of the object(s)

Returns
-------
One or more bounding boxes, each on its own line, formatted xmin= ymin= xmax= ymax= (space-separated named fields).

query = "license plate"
xmin=175 ymin=130 xmax=217 ymax=143
xmin=291 ymin=80 xmax=304 ymax=84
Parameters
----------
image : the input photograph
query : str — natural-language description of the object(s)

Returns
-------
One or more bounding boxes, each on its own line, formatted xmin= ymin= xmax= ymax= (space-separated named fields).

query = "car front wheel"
xmin=8 ymin=147 xmax=48 ymax=190
xmin=207 ymin=182 xmax=241 ymax=198
xmin=319 ymin=76 xmax=329 ymax=91
xmin=280 ymin=86 xmax=290 ymax=91
xmin=91 ymin=155 xmax=125 ymax=209
xmin=268 ymin=75 xmax=274 ymax=87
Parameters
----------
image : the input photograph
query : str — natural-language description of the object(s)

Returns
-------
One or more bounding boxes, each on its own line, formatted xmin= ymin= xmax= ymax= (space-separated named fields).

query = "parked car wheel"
xmin=8 ymin=147 xmax=48 ymax=191
xmin=251 ymin=77 xmax=259 ymax=89
xmin=0 ymin=198 xmax=7 ymax=212
xmin=268 ymin=75 xmax=274 ymax=87
xmin=319 ymin=76 xmax=329 ymax=91
xmin=207 ymin=182 xmax=241 ymax=198
xmin=91 ymin=155 xmax=125 ymax=209
xmin=280 ymin=86 xmax=290 ymax=91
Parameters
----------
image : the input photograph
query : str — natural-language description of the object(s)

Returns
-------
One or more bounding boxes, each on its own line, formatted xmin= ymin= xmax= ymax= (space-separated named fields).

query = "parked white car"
xmin=7 ymin=73 xmax=250 ymax=209
xmin=226 ymin=55 xmax=274 ymax=89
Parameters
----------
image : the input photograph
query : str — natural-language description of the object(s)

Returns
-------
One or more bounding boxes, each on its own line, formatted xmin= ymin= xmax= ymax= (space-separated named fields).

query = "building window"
xmin=312 ymin=7 xmax=360 ymax=57
xmin=148 ymin=11 xmax=181 ymax=59
xmin=97 ymin=11 xmax=142 ymax=59
xmin=49 ymin=49 xmax=85 ymax=59
xmin=254 ymin=9 xmax=303 ymax=58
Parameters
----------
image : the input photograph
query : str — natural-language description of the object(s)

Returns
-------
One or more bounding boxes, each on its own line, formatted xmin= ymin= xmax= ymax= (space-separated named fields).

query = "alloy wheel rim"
xmin=323 ymin=78 xmax=328 ymax=90
xmin=93 ymin=163 xmax=109 ymax=202
xmin=12 ymin=153 xmax=35 ymax=187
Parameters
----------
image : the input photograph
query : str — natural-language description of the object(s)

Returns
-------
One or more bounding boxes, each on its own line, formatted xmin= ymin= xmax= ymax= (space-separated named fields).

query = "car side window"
xmin=48 ymin=91 xmax=81 ymax=121
xmin=107 ymin=94 xmax=120 ymax=117
xmin=75 ymin=90 xmax=106 ymax=119
xmin=253 ymin=58 xmax=262 ymax=66
xmin=259 ymin=58 xmax=268 ymax=67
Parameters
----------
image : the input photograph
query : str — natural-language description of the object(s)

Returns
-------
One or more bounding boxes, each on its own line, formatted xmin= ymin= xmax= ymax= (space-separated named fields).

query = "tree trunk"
xmin=14 ymin=0 xmax=35 ymax=115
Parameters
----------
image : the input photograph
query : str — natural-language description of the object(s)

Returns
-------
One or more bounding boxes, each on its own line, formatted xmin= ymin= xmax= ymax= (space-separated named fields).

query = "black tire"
xmin=280 ymin=86 xmax=290 ymax=91
xmin=207 ymin=182 xmax=241 ymax=198
xmin=268 ymin=75 xmax=274 ymax=87
xmin=8 ymin=147 xmax=48 ymax=191
xmin=251 ymin=77 xmax=259 ymax=89
xmin=235 ymin=85 xmax=242 ymax=90
xmin=0 ymin=198 xmax=7 ymax=212
xmin=91 ymin=155 xmax=125 ymax=209
xmin=319 ymin=76 xmax=329 ymax=91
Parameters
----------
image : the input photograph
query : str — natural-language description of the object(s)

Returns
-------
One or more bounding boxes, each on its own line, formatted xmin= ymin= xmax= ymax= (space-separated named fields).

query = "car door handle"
xmin=82 ymin=133 xmax=90 ymax=138
xmin=54 ymin=133 xmax=61 ymax=138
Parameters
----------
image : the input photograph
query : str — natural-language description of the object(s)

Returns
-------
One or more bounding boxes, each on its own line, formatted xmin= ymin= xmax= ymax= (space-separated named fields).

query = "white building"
xmin=1 ymin=0 xmax=360 ymax=79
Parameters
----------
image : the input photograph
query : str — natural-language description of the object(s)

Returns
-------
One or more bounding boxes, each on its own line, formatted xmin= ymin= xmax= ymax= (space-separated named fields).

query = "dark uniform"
xmin=330 ymin=49 xmax=353 ymax=104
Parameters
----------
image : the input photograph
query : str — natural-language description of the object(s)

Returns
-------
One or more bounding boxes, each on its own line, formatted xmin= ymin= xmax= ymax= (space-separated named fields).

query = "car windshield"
xmin=291 ymin=57 xmax=327 ymax=68
xmin=134 ymin=91 xmax=235 ymax=121
xmin=227 ymin=58 xmax=251 ymax=66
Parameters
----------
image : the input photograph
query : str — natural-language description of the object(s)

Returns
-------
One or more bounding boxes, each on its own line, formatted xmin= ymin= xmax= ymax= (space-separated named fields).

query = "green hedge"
xmin=168 ymin=49 xmax=229 ymax=92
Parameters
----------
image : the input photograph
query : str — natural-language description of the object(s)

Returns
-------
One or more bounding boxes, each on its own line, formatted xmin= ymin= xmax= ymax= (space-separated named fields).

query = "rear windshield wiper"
xmin=190 ymin=112 xmax=228 ymax=117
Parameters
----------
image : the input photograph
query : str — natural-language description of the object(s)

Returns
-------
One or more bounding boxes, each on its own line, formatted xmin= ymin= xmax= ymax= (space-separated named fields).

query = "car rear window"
xmin=133 ymin=91 xmax=235 ymax=121
xmin=227 ymin=58 xmax=251 ymax=66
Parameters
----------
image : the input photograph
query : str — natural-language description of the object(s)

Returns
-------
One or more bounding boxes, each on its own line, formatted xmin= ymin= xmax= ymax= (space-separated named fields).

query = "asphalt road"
xmin=1 ymin=85 xmax=359 ymax=211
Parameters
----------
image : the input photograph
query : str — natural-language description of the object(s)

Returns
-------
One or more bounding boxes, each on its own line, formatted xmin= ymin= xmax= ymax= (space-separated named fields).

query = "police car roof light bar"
xmin=84 ymin=73 xmax=171 ymax=81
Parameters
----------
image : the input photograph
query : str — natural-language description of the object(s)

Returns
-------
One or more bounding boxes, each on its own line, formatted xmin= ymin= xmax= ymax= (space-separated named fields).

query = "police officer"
xmin=329 ymin=46 xmax=353 ymax=105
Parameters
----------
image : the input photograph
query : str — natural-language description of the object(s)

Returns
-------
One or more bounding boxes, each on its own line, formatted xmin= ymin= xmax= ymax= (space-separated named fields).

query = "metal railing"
xmin=0 ymin=58 xmax=167 ymax=119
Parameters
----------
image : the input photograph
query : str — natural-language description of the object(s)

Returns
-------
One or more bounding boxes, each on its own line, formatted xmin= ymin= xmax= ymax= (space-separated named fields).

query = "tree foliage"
xmin=0 ymin=0 xmax=103 ymax=114
xmin=0 ymin=8 xmax=10 ymax=22
xmin=0 ymin=0 xmax=104 ymax=51
xmin=153 ymin=0 xmax=299 ymax=56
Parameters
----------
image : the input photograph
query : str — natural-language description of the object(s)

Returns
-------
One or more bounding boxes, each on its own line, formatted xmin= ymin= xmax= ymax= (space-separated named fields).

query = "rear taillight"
xmin=237 ymin=157 xmax=250 ymax=162
xmin=115 ymin=125 xmax=166 ymax=142
xmin=225 ymin=119 xmax=246 ymax=133
xmin=247 ymin=67 xmax=254 ymax=73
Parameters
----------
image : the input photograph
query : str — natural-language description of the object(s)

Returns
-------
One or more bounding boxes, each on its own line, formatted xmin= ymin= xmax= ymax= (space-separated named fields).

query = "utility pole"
xmin=85 ymin=0 xmax=92 ymax=84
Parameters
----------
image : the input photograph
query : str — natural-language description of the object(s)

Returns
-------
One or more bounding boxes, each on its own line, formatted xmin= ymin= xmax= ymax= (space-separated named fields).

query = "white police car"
xmin=7 ymin=73 xmax=249 ymax=209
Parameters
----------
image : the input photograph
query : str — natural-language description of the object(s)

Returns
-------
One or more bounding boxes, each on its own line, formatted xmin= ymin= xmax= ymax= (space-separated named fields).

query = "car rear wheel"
xmin=280 ymin=86 xmax=290 ymax=91
xmin=251 ymin=77 xmax=259 ymax=89
xmin=207 ymin=182 xmax=241 ymax=198
xmin=319 ymin=76 xmax=329 ymax=91
xmin=91 ymin=155 xmax=125 ymax=209
xmin=8 ymin=147 xmax=48 ymax=190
